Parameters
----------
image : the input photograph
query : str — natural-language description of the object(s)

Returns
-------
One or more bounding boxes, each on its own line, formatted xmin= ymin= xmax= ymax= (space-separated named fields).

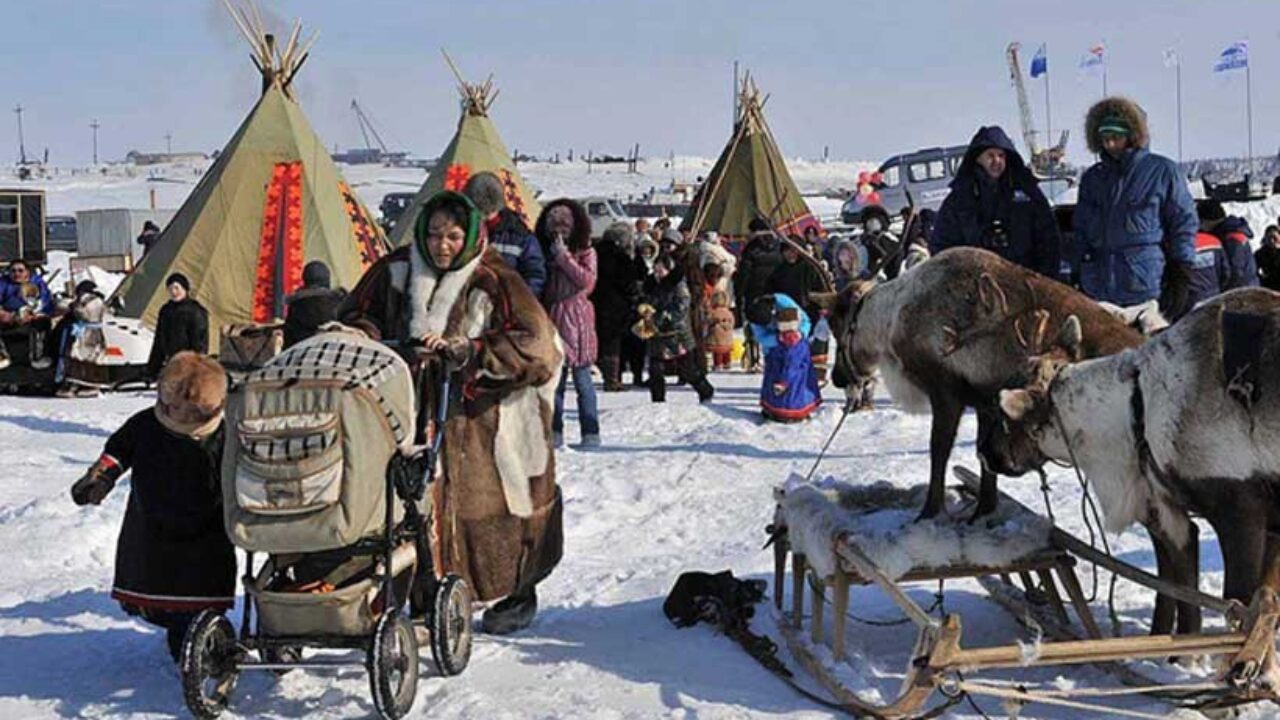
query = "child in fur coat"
xmin=705 ymin=290 xmax=736 ymax=371
xmin=70 ymin=352 xmax=235 ymax=662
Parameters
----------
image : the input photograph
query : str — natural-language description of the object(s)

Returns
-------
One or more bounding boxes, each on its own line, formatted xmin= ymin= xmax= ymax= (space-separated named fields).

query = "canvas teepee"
xmin=389 ymin=55 xmax=541 ymax=248
xmin=680 ymin=75 xmax=821 ymax=239
xmin=111 ymin=1 xmax=388 ymax=348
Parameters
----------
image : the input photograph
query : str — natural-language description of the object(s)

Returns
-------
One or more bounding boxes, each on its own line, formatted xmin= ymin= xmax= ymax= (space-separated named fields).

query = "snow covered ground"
xmin=0 ymin=372 xmax=1264 ymax=719
xmin=3 ymin=160 xmax=1278 ymax=717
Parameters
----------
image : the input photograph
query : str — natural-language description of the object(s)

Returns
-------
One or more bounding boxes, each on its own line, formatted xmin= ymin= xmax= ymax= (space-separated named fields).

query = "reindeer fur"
xmin=993 ymin=288 xmax=1280 ymax=634
xmin=823 ymin=247 xmax=1143 ymax=520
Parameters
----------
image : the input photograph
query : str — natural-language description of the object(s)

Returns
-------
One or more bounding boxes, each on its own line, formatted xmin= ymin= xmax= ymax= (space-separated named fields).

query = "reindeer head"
xmin=810 ymin=281 xmax=877 ymax=404
xmin=978 ymin=314 xmax=1083 ymax=477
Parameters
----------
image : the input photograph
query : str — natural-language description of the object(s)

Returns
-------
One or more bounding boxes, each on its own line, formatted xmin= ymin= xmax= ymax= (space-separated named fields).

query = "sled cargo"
xmin=771 ymin=469 xmax=1280 ymax=719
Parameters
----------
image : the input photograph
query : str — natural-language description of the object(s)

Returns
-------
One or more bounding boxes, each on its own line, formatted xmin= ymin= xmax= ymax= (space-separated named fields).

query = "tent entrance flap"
xmin=254 ymin=161 xmax=305 ymax=323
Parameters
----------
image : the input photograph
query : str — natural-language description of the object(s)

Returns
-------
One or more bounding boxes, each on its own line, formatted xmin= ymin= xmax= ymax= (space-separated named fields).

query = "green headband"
xmin=1097 ymin=114 xmax=1131 ymax=137
xmin=414 ymin=190 xmax=484 ymax=272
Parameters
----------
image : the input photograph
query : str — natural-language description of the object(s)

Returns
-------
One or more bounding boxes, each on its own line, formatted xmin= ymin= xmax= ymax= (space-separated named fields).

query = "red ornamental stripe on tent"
xmin=253 ymin=161 xmax=305 ymax=323
xmin=339 ymin=180 xmax=384 ymax=270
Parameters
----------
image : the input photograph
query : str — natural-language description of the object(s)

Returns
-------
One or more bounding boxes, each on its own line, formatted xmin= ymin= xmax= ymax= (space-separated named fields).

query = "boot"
xmin=600 ymin=356 xmax=624 ymax=392
xmin=481 ymin=587 xmax=538 ymax=635
xmin=29 ymin=331 xmax=51 ymax=370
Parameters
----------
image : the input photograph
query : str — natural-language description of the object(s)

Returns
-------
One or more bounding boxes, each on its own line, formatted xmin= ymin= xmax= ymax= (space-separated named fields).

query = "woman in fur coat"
xmin=341 ymin=191 xmax=564 ymax=635
xmin=70 ymin=351 xmax=235 ymax=661
xmin=536 ymin=198 xmax=601 ymax=447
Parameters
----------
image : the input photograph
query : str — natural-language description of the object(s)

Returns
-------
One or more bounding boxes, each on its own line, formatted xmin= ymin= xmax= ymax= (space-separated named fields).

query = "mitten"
xmin=71 ymin=456 xmax=123 ymax=506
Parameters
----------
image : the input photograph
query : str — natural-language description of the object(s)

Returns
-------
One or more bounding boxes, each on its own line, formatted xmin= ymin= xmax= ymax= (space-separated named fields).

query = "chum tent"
xmin=111 ymin=3 xmax=388 ymax=348
xmin=389 ymin=58 xmax=541 ymax=247
xmin=680 ymin=75 xmax=821 ymax=239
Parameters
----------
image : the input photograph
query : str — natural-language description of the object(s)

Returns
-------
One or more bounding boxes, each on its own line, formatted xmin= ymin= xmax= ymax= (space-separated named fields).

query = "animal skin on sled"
xmin=776 ymin=474 xmax=1051 ymax=581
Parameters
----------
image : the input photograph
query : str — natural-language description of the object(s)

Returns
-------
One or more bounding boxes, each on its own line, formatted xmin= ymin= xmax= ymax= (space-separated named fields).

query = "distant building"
xmin=125 ymin=150 xmax=210 ymax=166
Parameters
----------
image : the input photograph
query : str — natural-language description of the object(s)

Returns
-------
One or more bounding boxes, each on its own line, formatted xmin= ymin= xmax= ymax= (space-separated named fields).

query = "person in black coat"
xmin=145 ymin=273 xmax=209 ymax=378
xmin=768 ymin=238 xmax=825 ymax=322
xmin=592 ymin=222 xmax=643 ymax=391
xmin=1255 ymin=225 xmax=1280 ymax=292
xmin=734 ymin=219 xmax=783 ymax=316
xmin=70 ymin=352 xmax=235 ymax=661
xmin=283 ymin=261 xmax=346 ymax=348
xmin=930 ymin=125 xmax=1061 ymax=279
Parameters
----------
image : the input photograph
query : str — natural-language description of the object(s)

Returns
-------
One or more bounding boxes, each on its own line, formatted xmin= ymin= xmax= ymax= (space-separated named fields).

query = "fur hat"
xmin=1085 ymin=97 xmax=1149 ymax=154
xmin=1197 ymin=199 xmax=1226 ymax=223
xmin=660 ymin=228 xmax=684 ymax=247
xmin=156 ymin=352 xmax=227 ymax=432
xmin=602 ymin=221 xmax=635 ymax=247
xmin=748 ymin=217 xmax=770 ymax=233
xmin=462 ymin=171 xmax=507 ymax=216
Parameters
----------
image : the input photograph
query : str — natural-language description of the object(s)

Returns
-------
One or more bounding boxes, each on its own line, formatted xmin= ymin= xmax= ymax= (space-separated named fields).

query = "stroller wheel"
xmin=180 ymin=610 xmax=240 ymax=719
xmin=430 ymin=574 xmax=473 ymax=677
xmin=368 ymin=612 xmax=419 ymax=720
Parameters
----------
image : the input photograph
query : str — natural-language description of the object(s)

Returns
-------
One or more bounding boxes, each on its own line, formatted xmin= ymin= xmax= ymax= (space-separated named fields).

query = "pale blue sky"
xmin=6 ymin=0 xmax=1280 ymax=167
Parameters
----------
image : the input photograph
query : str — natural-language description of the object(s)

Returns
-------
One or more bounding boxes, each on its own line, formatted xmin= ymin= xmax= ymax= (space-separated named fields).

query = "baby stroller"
xmin=179 ymin=331 xmax=472 ymax=720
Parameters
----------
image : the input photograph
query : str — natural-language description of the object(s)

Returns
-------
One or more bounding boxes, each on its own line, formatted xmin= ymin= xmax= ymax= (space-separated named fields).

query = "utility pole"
xmin=165 ymin=132 xmax=172 ymax=155
xmin=14 ymin=105 xmax=27 ymax=164
xmin=90 ymin=119 xmax=100 ymax=165
xmin=1245 ymin=58 xmax=1254 ymax=181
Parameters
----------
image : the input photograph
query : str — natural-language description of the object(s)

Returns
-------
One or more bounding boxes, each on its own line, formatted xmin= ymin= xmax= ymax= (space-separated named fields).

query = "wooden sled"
xmin=772 ymin=469 xmax=1280 ymax=719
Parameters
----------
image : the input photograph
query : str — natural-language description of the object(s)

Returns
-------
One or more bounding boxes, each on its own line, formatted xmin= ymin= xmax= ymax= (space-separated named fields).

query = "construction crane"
xmin=1005 ymin=43 xmax=1068 ymax=176
xmin=333 ymin=100 xmax=408 ymax=165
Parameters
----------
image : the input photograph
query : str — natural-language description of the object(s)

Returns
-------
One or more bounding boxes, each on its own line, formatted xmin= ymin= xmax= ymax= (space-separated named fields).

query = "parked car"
xmin=45 ymin=215 xmax=78 ymax=252
xmin=378 ymin=192 xmax=417 ymax=233
xmin=577 ymin=196 xmax=632 ymax=238
xmin=842 ymin=147 xmax=1078 ymax=227
xmin=841 ymin=145 xmax=967 ymax=227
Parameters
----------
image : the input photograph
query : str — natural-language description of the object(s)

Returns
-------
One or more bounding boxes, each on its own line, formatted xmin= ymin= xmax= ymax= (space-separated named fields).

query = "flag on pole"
xmin=1030 ymin=44 xmax=1048 ymax=78
xmin=1214 ymin=41 xmax=1248 ymax=73
xmin=1162 ymin=47 xmax=1179 ymax=68
xmin=1079 ymin=42 xmax=1105 ymax=73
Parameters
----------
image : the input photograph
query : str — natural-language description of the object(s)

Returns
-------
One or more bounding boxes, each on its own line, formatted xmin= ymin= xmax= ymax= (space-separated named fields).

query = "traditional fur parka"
xmin=71 ymin=352 xmax=235 ymax=614
xmin=340 ymin=193 xmax=565 ymax=602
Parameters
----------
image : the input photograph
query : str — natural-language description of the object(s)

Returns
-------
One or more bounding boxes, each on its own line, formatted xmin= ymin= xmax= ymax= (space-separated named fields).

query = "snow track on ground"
xmin=0 ymin=374 xmax=1266 ymax=718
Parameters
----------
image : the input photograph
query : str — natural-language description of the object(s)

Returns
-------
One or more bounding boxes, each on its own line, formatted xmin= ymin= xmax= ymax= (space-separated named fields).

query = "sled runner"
xmin=771 ymin=470 xmax=1280 ymax=719
xmin=179 ymin=331 xmax=472 ymax=720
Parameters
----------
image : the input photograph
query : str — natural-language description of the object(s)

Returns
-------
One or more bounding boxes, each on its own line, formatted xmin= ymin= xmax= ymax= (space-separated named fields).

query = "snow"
xmin=0 ymin=373 xmax=1271 ymax=719
xmin=2 ymin=161 xmax=1278 ymax=718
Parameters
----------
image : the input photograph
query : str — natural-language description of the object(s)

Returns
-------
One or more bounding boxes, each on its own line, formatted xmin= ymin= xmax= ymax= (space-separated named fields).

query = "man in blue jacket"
xmin=463 ymin=171 xmax=547 ymax=296
xmin=1073 ymin=97 xmax=1197 ymax=321
xmin=931 ymin=125 xmax=1061 ymax=278
xmin=1198 ymin=199 xmax=1259 ymax=290
xmin=0 ymin=260 xmax=56 ymax=370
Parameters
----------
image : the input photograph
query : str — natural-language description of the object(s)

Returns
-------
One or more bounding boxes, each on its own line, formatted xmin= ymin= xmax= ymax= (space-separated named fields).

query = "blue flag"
xmin=1214 ymin=41 xmax=1248 ymax=73
xmin=1030 ymin=44 xmax=1048 ymax=78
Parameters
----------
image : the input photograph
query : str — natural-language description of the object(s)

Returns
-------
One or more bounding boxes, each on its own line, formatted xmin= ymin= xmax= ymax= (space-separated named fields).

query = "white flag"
xmin=1162 ymin=48 xmax=1179 ymax=69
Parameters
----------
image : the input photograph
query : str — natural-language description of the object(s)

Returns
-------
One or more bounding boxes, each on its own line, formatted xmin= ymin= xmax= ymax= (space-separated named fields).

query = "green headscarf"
xmin=414 ymin=191 xmax=485 ymax=272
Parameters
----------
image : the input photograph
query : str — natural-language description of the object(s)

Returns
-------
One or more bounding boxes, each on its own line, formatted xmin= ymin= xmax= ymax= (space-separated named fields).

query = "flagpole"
xmin=1043 ymin=45 xmax=1052 ymax=152
xmin=1176 ymin=58 xmax=1183 ymax=165
xmin=1246 ymin=57 xmax=1254 ymax=180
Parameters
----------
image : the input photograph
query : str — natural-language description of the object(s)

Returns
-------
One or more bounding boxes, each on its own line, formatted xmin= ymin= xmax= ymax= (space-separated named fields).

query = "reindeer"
xmin=816 ymin=247 xmax=1144 ymax=522
xmin=982 ymin=288 xmax=1280 ymax=636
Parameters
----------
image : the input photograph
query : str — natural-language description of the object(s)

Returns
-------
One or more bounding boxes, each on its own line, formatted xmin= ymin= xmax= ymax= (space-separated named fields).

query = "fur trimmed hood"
xmin=1086 ymin=96 xmax=1150 ymax=154
xmin=156 ymin=351 xmax=227 ymax=437
xmin=535 ymin=198 xmax=592 ymax=253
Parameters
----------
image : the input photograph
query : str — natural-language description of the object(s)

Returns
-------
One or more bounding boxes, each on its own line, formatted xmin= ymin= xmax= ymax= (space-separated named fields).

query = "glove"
xmin=71 ymin=456 xmax=123 ymax=506
xmin=441 ymin=336 xmax=476 ymax=371
xmin=1159 ymin=261 xmax=1194 ymax=322
xmin=550 ymin=235 xmax=567 ymax=258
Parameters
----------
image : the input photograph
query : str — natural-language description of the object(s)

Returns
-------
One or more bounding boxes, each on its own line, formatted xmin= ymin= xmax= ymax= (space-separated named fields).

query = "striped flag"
xmin=1214 ymin=41 xmax=1248 ymax=73
xmin=1079 ymin=42 xmax=1105 ymax=73
xmin=1030 ymin=44 xmax=1048 ymax=78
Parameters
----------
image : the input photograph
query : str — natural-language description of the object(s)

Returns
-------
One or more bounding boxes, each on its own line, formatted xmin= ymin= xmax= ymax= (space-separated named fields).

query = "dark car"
xmin=378 ymin=192 xmax=418 ymax=233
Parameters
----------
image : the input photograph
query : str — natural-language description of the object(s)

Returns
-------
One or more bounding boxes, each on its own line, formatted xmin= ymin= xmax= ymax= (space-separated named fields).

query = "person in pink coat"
xmin=537 ymin=199 xmax=601 ymax=447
